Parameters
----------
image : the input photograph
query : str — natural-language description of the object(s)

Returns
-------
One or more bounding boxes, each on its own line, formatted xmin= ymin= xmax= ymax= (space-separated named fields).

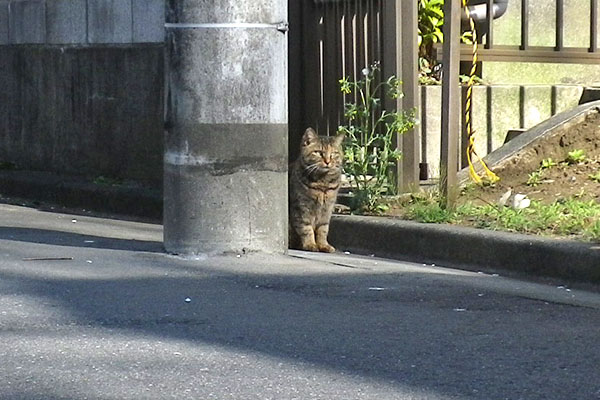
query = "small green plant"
xmin=566 ymin=149 xmax=586 ymax=164
xmin=93 ymin=176 xmax=123 ymax=186
xmin=0 ymin=161 xmax=16 ymax=170
xmin=524 ymin=158 xmax=560 ymax=187
xmin=589 ymin=171 xmax=600 ymax=183
xmin=407 ymin=201 xmax=453 ymax=223
xmin=540 ymin=158 xmax=557 ymax=170
xmin=526 ymin=170 xmax=543 ymax=187
xmin=338 ymin=62 xmax=416 ymax=213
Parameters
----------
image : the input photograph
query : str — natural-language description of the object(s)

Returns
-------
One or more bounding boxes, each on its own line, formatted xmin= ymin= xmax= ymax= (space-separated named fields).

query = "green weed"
xmin=589 ymin=171 xmax=600 ymax=183
xmin=0 ymin=161 xmax=16 ymax=170
xmin=566 ymin=149 xmax=586 ymax=164
xmin=93 ymin=176 xmax=123 ymax=186
xmin=526 ymin=171 xmax=543 ymax=187
xmin=339 ymin=62 xmax=416 ymax=214
xmin=540 ymin=158 xmax=557 ymax=170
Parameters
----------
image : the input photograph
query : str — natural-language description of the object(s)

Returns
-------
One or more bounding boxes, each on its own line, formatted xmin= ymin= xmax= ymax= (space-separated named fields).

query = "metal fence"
xmin=290 ymin=0 xmax=384 ymax=138
xmin=467 ymin=0 xmax=600 ymax=63
xmin=288 ymin=0 xmax=419 ymax=188
xmin=289 ymin=0 xmax=599 ymax=192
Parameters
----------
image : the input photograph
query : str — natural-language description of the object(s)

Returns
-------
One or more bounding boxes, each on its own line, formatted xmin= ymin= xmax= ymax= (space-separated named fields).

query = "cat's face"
xmin=300 ymin=128 xmax=344 ymax=174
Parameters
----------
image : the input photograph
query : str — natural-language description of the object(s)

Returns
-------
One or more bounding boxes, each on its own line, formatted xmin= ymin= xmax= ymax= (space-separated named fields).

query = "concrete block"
xmin=489 ymin=85 xmax=520 ymax=150
xmin=523 ymin=86 xmax=552 ymax=129
xmin=470 ymin=85 xmax=489 ymax=159
xmin=132 ymin=0 xmax=164 ymax=43
xmin=0 ymin=2 xmax=9 ymax=44
xmin=554 ymin=85 xmax=581 ymax=113
xmin=420 ymin=85 xmax=442 ymax=179
xmin=46 ymin=0 xmax=87 ymax=44
xmin=88 ymin=0 xmax=133 ymax=43
xmin=9 ymin=0 xmax=46 ymax=44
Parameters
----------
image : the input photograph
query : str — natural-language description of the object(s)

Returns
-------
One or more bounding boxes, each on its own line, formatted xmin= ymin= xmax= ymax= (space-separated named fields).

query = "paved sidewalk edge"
xmin=330 ymin=214 xmax=600 ymax=284
xmin=0 ymin=170 xmax=162 ymax=220
xmin=2 ymin=170 xmax=599 ymax=283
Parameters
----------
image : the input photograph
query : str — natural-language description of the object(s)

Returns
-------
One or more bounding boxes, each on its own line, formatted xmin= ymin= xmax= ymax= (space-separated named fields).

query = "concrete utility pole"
xmin=164 ymin=1 xmax=288 ymax=255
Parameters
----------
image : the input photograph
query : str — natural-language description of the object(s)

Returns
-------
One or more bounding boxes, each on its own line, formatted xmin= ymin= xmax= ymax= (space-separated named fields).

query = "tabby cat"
xmin=289 ymin=128 xmax=345 ymax=253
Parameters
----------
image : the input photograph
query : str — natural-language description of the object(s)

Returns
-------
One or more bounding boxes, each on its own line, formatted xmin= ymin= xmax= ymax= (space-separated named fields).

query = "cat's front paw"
xmin=301 ymin=243 xmax=320 ymax=252
xmin=318 ymin=243 xmax=336 ymax=253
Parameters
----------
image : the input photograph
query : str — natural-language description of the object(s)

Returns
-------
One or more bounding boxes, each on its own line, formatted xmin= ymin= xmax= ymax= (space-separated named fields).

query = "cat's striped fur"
xmin=289 ymin=128 xmax=344 ymax=252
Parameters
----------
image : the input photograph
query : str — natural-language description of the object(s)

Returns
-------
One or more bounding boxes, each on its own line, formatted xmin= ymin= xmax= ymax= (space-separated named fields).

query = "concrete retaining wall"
xmin=0 ymin=0 xmax=164 ymax=44
xmin=0 ymin=0 xmax=165 ymax=186
xmin=0 ymin=45 xmax=164 ymax=184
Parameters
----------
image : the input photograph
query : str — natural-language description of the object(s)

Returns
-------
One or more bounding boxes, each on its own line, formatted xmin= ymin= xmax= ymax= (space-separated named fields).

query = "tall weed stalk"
xmin=338 ymin=62 xmax=416 ymax=213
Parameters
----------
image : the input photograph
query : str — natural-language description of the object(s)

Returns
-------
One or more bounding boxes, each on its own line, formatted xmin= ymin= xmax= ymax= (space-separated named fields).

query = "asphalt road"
xmin=0 ymin=203 xmax=599 ymax=400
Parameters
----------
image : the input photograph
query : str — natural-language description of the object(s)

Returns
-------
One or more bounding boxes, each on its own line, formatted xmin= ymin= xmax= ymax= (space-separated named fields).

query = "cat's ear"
xmin=302 ymin=128 xmax=319 ymax=146
xmin=332 ymin=132 xmax=345 ymax=147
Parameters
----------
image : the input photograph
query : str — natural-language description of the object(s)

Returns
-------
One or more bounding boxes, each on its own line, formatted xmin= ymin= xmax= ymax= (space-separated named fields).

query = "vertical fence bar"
xmin=521 ymin=0 xmax=529 ymax=50
xmin=302 ymin=1 xmax=322 ymax=136
xmin=287 ymin=0 xmax=304 ymax=159
xmin=485 ymin=0 xmax=494 ymax=49
xmin=356 ymin=0 xmax=366 ymax=70
xmin=400 ymin=0 xmax=419 ymax=191
xmin=440 ymin=0 xmax=461 ymax=207
xmin=551 ymin=85 xmax=558 ymax=116
xmin=486 ymin=85 xmax=493 ymax=154
xmin=343 ymin=0 xmax=353 ymax=81
xmin=350 ymin=0 xmax=357 ymax=79
xmin=556 ymin=0 xmax=564 ymax=51
xmin=323 ymin=3 xmax=337 ymax=135
xmin=591 ymin=0 xmax=598 ymax=52
xmin=381 ymin=0 xmax=403 ymax=189
xmin=368 ymin=0 xmax=378 ymax=64
xmin=420 ymin=86 xmax=429 ymax=180
xmin=334 ymin=1 xmax=343 ymax=132
xmin=381 ymin=0 xmax=398 ymax=102
xmin=519 ymin=85 xmax=526 ymax=129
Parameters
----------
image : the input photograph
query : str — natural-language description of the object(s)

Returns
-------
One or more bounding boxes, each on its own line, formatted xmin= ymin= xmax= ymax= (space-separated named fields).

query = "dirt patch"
xmin=459 ymin=111 xmax=600 ymax=206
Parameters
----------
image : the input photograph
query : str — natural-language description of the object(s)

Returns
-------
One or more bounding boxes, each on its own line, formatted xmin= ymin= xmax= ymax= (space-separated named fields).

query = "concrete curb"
xmin=330 ymin=214 xmax=600 ymax=284
xmin=2 ymin=170 xmax=599 ymax=284
xmin=0 ymin=170 xmax=162 ymax=220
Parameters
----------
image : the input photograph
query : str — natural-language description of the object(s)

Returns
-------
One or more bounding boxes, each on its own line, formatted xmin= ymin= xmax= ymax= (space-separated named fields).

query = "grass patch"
xmin=93 ymin=176 xmax=124 ymax=186
xmin=394 ymin=194 xmax=600 ymax=242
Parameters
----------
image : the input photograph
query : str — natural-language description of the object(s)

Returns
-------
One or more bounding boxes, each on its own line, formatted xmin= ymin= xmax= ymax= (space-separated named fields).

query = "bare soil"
xmin=458 ymin=112 xmax=600 ymax=206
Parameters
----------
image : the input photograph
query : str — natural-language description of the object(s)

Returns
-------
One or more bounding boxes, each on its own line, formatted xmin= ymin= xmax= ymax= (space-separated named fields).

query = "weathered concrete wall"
xmin=0 ymin=0 xmax=165 ymax=186
xmin=0 ymin=0 xmax=164 ymax=45
xmin=0 ymin=45 xmax=164 ymax=184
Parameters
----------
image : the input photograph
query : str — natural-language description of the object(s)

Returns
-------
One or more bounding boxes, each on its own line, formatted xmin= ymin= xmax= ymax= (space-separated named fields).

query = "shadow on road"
xmin=0 ymin=227 xmax=163 ymax=253
xmin=1 ymin=239 xmax=600 ymax=400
